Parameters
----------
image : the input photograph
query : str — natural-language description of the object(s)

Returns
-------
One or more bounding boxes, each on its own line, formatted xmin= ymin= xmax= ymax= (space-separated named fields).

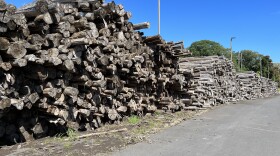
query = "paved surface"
xmin=112 ymin=95 xmax=280 ymax=156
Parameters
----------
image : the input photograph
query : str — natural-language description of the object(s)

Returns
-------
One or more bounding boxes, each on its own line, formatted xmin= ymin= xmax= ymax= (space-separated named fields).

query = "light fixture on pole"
xmin=230 ymin=37 xmax=236 ymax=61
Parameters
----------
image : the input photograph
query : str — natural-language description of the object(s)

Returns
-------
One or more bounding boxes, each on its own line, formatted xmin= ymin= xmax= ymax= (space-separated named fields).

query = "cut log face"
xmin=6 ymin=42 xmax=27 ymax=59
xmin=133 ymin=22 xmax=150 ymax=30
xmin=0 ymin=98 xmax=11 ymax=110
xmin=64 ymin=87 xmax=79 ymax=97
xmin=0 ymin=37 xmax=10 ymax=50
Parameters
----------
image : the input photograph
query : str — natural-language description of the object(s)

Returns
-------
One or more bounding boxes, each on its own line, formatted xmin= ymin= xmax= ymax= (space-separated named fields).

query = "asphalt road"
xmin=112 ymin=95 xmax=280 ymax=156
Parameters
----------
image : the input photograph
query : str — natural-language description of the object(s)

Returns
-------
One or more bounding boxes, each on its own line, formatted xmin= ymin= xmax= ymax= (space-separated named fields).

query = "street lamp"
xmin=230 ymin=37 xmax=236 ymax=61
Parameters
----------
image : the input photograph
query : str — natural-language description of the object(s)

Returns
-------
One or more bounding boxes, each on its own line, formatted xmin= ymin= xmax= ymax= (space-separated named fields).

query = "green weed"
xmin=66 ymin=128 xmax=77 ymax=140
xmin=127 ymin=115 xmax=140 ymax=125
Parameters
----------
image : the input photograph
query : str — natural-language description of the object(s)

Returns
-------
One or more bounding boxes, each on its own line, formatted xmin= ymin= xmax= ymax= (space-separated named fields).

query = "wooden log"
xmin=34 ymin=12 xmax=54 ymax=24
xmin=64 ymin=128 xmax=128 ymax=141
xmin=0 ymin=0 xmax=7 ymax=10
xmin=12 ymin=58 xmax=28 ymax=67
xmin=4 ymin=41 xmax=27 ymax=59
xmin=0 ymin=98 xmax=11 ymax=110
xmin=64 ymin=87 xmax=79 ymax=97
xmin=0 ymin=62 xmax=12 ymax=71
xmin=107 ymin=109 xmax=119 ymax=121
xmin=0 ymin=37 xmax=10 ymax=50
xmin=144 ymin=35 xmax=163 ymax=44
xmin=133 ymin=22 xmax=150 ymax=30
xmin=0 ymin=4 xmax=16 ymax=23
xmin=0 ymin=23 xmax=7 ymax=32
xmin=16 ymin=0 xmax=50 ymax=17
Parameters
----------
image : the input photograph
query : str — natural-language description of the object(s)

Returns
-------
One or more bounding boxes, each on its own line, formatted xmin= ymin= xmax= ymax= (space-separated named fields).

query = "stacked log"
xmin=266 ymin=79 xmax=278 ymax=96
xmin=144 ymin=36 xmax=191 ymax=112
xmin=0 ymin=0 xmax=157 ymax=144
xmin=259 ymin=77 xmax=278 ymax=98
xmin=235 ymin=71 xmax=262 ymax=100
xmin=0 ymin=0 xmax=191 ymax=144
xmin=236 ymin=72 xmax=279 ymax=100
xmin=0 ymin=0 xmax=278 ymax=145
xmin=214 ymin=57 xmax=238 ymax=103
xmin=178 ymin=56 xmax=237 ymax=110
xmin=179 ymin=57 xmax=278 ymax=111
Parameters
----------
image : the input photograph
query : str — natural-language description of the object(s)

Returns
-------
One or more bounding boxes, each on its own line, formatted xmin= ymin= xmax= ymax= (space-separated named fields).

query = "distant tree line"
xmin=188 ymin=40 xmax=280 ymax=84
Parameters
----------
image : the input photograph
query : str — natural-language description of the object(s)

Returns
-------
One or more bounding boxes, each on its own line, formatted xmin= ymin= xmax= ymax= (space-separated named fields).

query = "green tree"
xmin=240 ymin=50 xmax=260 ymax=72
xmin=272 ymin=65 xmax=280 ymax=84
xmin=189 ymin=40 xmax=229 ymax=57
xmin=260 ymin=55 xmax=273 ymax=78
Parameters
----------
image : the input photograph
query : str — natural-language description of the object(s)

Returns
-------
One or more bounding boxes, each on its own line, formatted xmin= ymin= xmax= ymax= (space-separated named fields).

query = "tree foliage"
xmin=189 ymin=40 xmax=229 ymax=57
xmin=239 ymin=50 xmax=260 ymax=71
xmin=238 ymin=50 xmax=274 ymax=79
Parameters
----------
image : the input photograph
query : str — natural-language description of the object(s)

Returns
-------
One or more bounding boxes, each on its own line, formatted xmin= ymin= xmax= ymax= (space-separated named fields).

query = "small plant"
xmin=53 ymin=128 xmax=77 ymax=142
xmin=53 ymin=133 xmax=64 ymax=142
xmin=66 ymin=128 xmax=77 ymax=140
xmin=127 ymin=115 xmax=140 ymax=125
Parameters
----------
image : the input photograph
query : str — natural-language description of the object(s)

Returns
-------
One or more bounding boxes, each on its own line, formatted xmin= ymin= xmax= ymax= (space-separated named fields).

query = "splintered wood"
xmin=0 ymin=0 xmax=278 ymax=145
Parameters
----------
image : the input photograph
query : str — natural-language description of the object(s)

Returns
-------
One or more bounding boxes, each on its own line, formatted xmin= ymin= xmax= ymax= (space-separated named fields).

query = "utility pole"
xmin=268 ymin=64 xmax=269 ymax=78
xmin=260 ymin=56 xmax=262 ymax=77
xmin=230 ymin=37 xmax=236 ymax=61
xmin=158 ymin=0 xmax=160 ymax=35
xmin=240 ymin=52 xmax=243 ymax=70
xmin=238 ymin=52 xmax=240 ymax=71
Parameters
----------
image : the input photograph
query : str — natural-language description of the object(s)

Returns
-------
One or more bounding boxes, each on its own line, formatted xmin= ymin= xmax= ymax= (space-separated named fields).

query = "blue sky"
xmin=6 ymin=0 xmax=280 ymax=62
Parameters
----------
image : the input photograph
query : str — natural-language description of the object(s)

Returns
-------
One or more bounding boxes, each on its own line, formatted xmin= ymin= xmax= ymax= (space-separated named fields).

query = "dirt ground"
xmin=0 ymin=109 xmax=208 ymax=156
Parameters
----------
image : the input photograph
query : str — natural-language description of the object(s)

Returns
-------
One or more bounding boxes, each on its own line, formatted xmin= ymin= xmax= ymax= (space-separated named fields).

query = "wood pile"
xmin=214 ymin=57 xmax=238 ymax=103
xmin=178 ymin=56 xmax=237 ymax=110
xmin=259 ymin=77 xmax=278 ymax=98
xmin=0 ymin=0 xmax=278 ymax=145
xmin=260 ymin=77 xmax=271 ymax=97
xmin=179 ymin=57 xmax=278 ymax=110
xmin=0 ymin=0 xmax=191 ymax=144
xmin=144 ymin=36 xmax=191 ymax=112
xmin=236 ymin=71 xmax=262 ymax=100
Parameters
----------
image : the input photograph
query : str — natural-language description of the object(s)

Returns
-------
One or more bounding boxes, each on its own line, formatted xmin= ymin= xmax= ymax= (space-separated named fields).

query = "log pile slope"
xmin=0 ymin=0 xmax=278 ymax=145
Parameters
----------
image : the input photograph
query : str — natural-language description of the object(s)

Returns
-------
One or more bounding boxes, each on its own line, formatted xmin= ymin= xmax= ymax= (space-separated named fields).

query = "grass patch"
xmin=53 ymin=133 xmax=64 ymax=142
xmin=66 ymin=128 xmax=77 ymax=140
xmin=53 ymin=128 xmax=77 ymax=142
xmin=133 ymin=127 xmax=147 ymax=135
xmin=127 ymin=115 xmax=140 ymax=125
